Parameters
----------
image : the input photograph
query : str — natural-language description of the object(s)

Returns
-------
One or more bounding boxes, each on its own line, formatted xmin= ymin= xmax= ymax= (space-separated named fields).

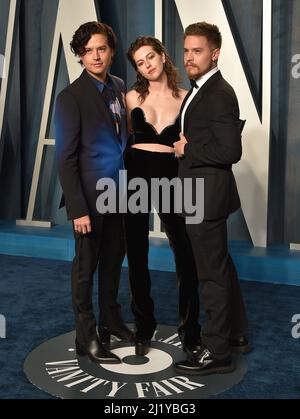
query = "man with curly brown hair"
xmin=55 ymin=21 xmax=133 ymax=364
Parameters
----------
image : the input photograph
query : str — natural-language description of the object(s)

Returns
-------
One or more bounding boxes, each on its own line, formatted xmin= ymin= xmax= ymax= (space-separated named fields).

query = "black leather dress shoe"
xmin=135 ymin=339 xmax=151 ymax=356
xmin=174 ymin=348 xmax=235 ymax=376
xmin=75 ymin=339 xmax=121 ymax=364
xmin=230 ymin=336 xmax=252 ymax=354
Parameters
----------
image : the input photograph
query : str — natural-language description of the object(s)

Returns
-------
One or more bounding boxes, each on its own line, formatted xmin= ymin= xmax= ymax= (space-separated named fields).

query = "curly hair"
xmin=70 ymin=21 xmax=117 ymax=65
xmin=127 ymin=36 xmax=181 ymax=104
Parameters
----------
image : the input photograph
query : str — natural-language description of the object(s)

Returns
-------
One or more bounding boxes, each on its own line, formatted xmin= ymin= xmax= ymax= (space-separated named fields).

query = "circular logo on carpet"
xmin=24 ymin=325 xmax=247 ymax=399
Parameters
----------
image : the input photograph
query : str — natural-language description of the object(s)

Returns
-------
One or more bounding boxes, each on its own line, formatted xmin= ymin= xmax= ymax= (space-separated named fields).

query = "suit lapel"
xmin=80 ymin=70 xmax=114 ymax=128
xmin=80 ymin=70 xmax=127 ymax=151
xmin=185 ymin=71 xmax=222 ymax=123
xmin=179 ymin=88 xmax=193 ymax=132
xmin=180 ymin=88 xmax=193 ymax=114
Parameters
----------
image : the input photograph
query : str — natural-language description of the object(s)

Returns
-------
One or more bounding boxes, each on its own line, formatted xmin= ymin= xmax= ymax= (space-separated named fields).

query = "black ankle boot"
xmin=75 ymin=338 xmax=121 ymax=364
xmin=98 ymin=327 xmax=111 ymax=349
xmin=110 ymin=325 xmax=135 ymax=342
xmin=98 ymin=325 xmax=135 ymax=344
xmin=135 ymin=339 xmax=151 ymax=356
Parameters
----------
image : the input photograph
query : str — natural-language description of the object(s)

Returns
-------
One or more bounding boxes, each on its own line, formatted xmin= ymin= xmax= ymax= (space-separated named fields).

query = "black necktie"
xmin=190 ymin=79 xmax=199 ymax=89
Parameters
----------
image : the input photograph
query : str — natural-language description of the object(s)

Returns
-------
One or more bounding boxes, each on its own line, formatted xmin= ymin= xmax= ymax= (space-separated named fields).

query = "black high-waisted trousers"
xmin=125 ymin=148 xmax=201 ymax=345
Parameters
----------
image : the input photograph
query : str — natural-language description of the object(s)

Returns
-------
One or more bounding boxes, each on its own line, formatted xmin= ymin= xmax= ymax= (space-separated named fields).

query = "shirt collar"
xmin=195 ymin=67 xmax=219 ymax=89
xmin=87 ymin=72 xmax=114 ymax=92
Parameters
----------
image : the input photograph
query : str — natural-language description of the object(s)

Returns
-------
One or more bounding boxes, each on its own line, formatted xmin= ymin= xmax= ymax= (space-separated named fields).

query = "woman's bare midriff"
xmin=131 ymin=143 xmax=175 ymax=153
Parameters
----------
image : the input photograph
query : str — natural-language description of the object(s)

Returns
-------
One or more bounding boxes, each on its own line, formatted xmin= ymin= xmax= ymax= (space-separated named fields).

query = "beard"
xmin=186 ymin=61 xmax=216 ymax=79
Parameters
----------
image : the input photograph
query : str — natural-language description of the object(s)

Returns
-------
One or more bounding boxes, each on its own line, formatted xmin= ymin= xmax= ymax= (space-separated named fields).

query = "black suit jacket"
xmin=55 ymin=70 xmax=127 ymax=220
xmin=178 ymin=71 xmax=243 ymax=221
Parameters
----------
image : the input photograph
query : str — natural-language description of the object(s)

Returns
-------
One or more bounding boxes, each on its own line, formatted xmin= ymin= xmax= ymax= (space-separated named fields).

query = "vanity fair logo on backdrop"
xmin=0 ymin=0 xmax=278 ymax=246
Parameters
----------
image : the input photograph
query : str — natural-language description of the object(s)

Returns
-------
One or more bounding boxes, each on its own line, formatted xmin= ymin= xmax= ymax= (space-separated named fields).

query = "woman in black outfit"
xmin=125 ymin=37 xmax=201 ymax=355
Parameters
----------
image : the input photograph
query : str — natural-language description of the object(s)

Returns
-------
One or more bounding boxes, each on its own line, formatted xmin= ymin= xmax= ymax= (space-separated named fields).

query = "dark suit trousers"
xmin=71 ymin=214 xmax=125 ymax=344
xmin=186 ymin=218 xmax=248 ymax=357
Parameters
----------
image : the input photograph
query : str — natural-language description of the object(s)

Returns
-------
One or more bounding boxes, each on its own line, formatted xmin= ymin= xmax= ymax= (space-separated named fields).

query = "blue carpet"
xmin=0 ymin=253 xmax=300 ymax=399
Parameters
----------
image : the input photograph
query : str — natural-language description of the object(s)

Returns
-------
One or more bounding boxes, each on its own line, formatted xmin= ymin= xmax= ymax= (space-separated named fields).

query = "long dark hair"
xmin=127 ymin=36 xmax=181 ymax=103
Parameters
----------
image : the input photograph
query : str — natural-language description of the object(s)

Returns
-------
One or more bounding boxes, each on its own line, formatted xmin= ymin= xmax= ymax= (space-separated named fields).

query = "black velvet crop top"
xmin=130 ymin=107 xmax=180 ymax=147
